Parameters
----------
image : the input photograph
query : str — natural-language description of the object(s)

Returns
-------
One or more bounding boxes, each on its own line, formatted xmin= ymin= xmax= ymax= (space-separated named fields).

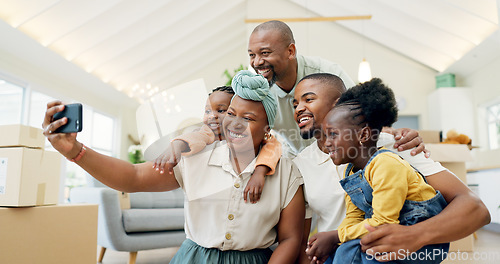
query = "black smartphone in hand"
xmin=53 ymin=103 xmax=83 ymax=133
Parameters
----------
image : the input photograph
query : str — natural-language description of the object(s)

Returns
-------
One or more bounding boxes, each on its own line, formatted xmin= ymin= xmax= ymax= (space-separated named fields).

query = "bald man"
xmin=248 ymin=20 xmax=356 ymax=156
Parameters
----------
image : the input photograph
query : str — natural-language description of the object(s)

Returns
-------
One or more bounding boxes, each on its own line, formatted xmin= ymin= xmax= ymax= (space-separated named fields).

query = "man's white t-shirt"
xmin=293 ymin=132 xmax=447 ymax=232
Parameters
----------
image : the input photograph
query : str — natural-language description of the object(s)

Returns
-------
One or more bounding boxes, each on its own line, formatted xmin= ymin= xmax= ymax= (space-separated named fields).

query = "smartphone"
xmin=53 ymin=103 xmax=83 ymax=133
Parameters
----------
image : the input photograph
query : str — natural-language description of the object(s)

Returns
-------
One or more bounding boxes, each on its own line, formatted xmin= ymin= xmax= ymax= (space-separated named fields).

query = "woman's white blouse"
xmin=173 ymin=141 xmax=303 ymax=251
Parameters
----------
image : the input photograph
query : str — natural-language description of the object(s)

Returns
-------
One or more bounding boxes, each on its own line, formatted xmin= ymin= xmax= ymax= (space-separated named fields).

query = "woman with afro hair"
xmin=322 ymin=78 xmax=449 ymax=263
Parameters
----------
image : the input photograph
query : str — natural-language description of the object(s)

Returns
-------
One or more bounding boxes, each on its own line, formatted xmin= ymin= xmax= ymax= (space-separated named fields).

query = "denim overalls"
xmin=332 ymin=148 xmax=449 ymax=264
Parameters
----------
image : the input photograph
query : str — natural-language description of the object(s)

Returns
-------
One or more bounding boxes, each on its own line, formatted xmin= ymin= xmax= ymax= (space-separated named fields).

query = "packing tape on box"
xmin=37 ymin=183 xmax=46 ymax=205
xmin=0 ymin=146 xmax=43 ymax=149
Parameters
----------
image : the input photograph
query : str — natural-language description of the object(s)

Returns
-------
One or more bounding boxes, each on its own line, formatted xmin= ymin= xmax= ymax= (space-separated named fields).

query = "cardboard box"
xmin=449 ymin=235 xmax=475 ymax=252
xmin=419 ymin=130 xmax=442 ymax=144
xmin=435 ymin=73 xmax=456 ymax=88
xmin=425 ymin=143 xmax=474 ymax=251
xmin=118 ymin=191 xmax=131 ymax=209
xmin=0 ymin=147 xmax=62 ymax=206
xmin=426 ymin=144 xmax=472 ymax=183
xmin=0 ymin=204 xmax=98 ymax=264
xmin=0 ymin=124 xmax=45 ymax=148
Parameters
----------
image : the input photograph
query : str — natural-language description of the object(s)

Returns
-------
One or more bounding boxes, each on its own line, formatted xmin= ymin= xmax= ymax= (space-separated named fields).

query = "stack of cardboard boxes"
xmin=0 ymin=125 xmax=98 ymax=264
xmin=420 ymin=130 xmax=475 ymax=252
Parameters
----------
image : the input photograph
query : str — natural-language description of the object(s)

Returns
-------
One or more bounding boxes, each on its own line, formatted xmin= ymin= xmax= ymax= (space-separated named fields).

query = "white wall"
xmin=246 ymin=0 xmax=437 ymax=128
xmin=468 ymin=168 xmax=500 ymax=224
xmin=6 ymin=1 xmax=476 ymax=160
xmin=462 ymin=55 xmax=500 ymax=169
xmin=0 ymin=20 xmax=138 ymax=159
xmin=0 ymin=17 xmax=250 ymax=160
xmin=427 ymin=88 xmax=476 ymax=143
xmin=188 ymin=43 xmax=248 ymax=93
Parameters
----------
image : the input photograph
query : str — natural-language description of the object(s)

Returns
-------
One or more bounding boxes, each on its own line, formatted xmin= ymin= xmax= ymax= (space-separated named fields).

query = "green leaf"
xmin=222 ymin=64 xmax=247 ymax=86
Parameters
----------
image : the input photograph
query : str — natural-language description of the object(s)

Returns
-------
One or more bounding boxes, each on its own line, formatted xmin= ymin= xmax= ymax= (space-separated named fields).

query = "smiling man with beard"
xmin=291 ymin=73 xmax=490 ymax=264
xmin=247 ymin=20 xmax=356 ymax=156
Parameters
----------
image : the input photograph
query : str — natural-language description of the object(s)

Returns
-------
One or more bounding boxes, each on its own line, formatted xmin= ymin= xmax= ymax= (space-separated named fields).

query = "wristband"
xmin=68 ymin=144 xmax=87 ymax=162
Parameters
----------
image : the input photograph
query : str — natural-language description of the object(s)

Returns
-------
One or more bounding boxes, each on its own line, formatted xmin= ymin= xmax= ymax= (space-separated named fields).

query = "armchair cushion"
xmin=122 ymin=208 xmax=184 ymax=233
xmin=130 ymin=188 xmax=184 ymax=209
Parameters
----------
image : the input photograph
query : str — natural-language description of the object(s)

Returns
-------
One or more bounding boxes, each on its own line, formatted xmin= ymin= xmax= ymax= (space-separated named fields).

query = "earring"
xmin=264 ymin=133 xmax=272 ymax=141
xmin=359 ymin=141 xmax=363 ymax=146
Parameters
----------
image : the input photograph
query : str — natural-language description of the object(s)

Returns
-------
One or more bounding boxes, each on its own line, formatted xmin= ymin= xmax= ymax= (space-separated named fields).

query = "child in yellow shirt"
xmin=153 ymin=86 xmax=281 ymax=203
xmin=322 ymin=78 xmax=449 ymax=263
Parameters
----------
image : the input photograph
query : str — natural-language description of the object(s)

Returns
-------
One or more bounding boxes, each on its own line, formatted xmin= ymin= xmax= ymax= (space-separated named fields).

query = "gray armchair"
xmin=70 ymin=176 xmax=186 ymax=264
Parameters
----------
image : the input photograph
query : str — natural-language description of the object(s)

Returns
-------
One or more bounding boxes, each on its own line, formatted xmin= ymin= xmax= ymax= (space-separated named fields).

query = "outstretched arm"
xmin=382 ymin=127 xmax=428 ymax=157
xmin=361 ymin=170 xmax=490 ymax=261
xmin=270 ymin=186 xmax=306 ymax=264
xmin=245 ymin=136 xmax=282 ymax=203
xmin=153 ymin=140 xmax=189 ymax=175
xmin=255 ymin=135 xmax=282 ymax=175
xmin=296 ymin=218 xmax=312 ymax=264
xmin=74 ymin=143 xmax=180 ymax=192
xmin=173 ymin=124 xmax=215 ymax=155
xmin=153 ymin=124 xmax=216 ymax=174
xmin=43 ymin=100 xmax=180 ymax=193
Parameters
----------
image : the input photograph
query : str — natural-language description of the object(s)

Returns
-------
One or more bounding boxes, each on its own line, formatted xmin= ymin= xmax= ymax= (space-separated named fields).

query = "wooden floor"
xmin=98 ymin=246 xmax=179 ymax=264
xmin=443 ymin=229 xmax=500 ymax=264
xmin=99 ymin=229 xmax=500 ymax=264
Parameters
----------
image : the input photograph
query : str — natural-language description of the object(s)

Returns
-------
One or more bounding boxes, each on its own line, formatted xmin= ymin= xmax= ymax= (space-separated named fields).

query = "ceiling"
xmin=0 ymin=0 xmax=498 ymax=101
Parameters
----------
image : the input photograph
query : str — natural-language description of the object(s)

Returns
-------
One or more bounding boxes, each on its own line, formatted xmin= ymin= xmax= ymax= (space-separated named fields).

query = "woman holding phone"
xmin=42 ymin=71 xmax=305 ymax=263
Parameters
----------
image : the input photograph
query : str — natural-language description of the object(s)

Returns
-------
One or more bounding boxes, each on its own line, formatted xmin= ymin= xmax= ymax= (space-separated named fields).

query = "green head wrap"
xmin=231 ymin=70 xmax=277 ymax=129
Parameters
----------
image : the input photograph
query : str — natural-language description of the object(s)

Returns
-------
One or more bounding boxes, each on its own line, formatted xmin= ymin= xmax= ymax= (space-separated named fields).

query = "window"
xmin=0 ymin=73 xmax=119 ymax=202
xmin=487 ymin=103 xmax=500 ymax=149
xmin=91 ymin=111 xmax=115 ymax=155
xmin=61 ymin=107 xmax=117 ymax=200
xmin=28 ymin=91 xmax=55 ymax=128
xmin=65 ymin=108 xmax=116 ymax=196
xmin=0 ymin=79 xmax=24 ymax=125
